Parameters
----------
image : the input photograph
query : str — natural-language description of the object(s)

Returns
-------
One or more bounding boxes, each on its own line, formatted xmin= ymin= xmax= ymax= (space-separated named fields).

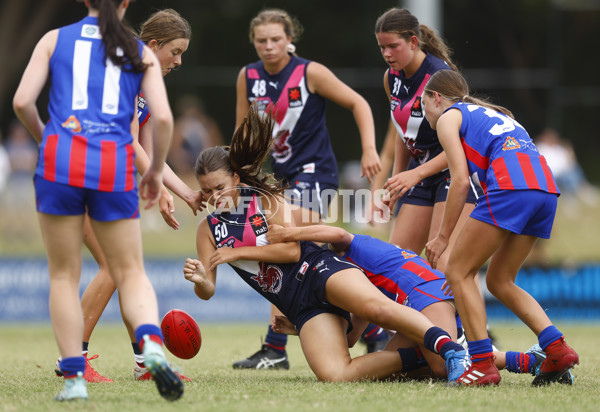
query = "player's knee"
xmin=485 ymin=276 xmax=514 ymax=298
xmin=361 ymin=301 xmax=394 ymax=329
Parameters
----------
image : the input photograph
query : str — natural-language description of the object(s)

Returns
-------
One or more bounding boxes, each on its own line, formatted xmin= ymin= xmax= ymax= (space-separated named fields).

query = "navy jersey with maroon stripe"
xmin=343 ymin=234 xmax=445 ymax=305
xmin=388 ymin=53 xmax=450 ymax=185
xmin=38 ymin=16 xmax=143 ymax=192
xmin=244 ymin=54 xmax=338 ymax=187
xmin=206 ymin=187 xmax=349 ymax=327
xmin=450 ymin=102 xmax=560 ymax=195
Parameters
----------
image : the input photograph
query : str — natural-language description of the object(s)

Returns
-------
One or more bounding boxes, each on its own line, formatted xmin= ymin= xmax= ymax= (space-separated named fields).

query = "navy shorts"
xmin=34 ymin=175 xmax=139 ymax=222
xmin=396 ymin=170 xmax=482 ymax=208
xmin=292 ymin=252 xmax=355 ymax=334
xmin=283 ymin=175 xmax=337 ymax=218
xmin=470 ymin=189 xmax=557 ymax=239
xmin=403 ymin=278 xmax=454 ymax=312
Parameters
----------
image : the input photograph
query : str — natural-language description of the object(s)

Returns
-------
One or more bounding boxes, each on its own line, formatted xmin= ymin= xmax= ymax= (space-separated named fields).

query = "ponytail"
xmin=419 ymin=25 xmax=457 ymax=71
xmin=91 ymin=0 xmax=147 ymax=72
xmin=195 ymin=105 xmax=286 ymax=196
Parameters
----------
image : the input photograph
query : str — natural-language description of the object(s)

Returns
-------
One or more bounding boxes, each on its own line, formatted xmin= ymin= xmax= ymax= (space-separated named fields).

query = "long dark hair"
xmin=375 ymin=8 xmax=457 ymax=71
xmin=424 ymin=70 xmax=514 ymax=118
xmin=89 ymin=0 xmax=147 ymax=72
xmin=195 ymin=105 xmax=285 ymax=195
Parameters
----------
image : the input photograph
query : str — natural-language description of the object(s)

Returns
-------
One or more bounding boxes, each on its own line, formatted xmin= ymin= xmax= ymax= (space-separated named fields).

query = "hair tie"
xmin=462 ymin=95 xmax=468 ymax=100
xmin=286 ymin=43 xmax=296 ymax=53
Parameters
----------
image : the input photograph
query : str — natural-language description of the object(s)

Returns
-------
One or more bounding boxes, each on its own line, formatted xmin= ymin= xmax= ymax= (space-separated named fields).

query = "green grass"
xmin=0 ymin=322 xmax=597 ymax=411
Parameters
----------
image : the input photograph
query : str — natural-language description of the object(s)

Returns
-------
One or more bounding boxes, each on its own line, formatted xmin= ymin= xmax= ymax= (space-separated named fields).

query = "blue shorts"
xmin=403 ymin=278 xmax=454 ymax=312
xmin=292 ymin=250 xmax=354 ymax=334
xmin=471 ymin=189 xmax=557 ymax=238
xmin=34 ymin=175 xmax=139 ymax=222
xmin=397 ymin=170 xmax=482 ymax=208
xmin=283 ymin=174 xmax=337 ymax=218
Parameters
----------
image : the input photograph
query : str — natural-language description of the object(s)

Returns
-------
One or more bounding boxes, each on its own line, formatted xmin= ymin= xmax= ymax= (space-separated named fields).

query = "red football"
xmin=160 ymin=309 xmax=202 ymax=359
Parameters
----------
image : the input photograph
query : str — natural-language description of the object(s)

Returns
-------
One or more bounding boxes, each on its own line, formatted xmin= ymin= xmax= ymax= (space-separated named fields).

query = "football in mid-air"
xmin=160 ymin=309 xmax=202 ymax=359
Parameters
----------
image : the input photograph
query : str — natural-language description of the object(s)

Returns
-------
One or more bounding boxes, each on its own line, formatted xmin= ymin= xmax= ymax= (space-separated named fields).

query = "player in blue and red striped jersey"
xmin=265 ymin=223 xmax=573 ymax=383
xmin=423 ymin=69 xmax=579 ymax=386
xmin=13 ymin=0 xmax=183 ymax=401
xmin=183 ymin=106 xmax=470 ymax=383
xmin=234 ymin=8 xmax=384 ymax=368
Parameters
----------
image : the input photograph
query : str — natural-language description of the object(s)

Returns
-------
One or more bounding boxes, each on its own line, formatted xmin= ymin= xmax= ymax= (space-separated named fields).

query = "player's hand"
xmin=361 ymin=149 xmax=382 ymax=184
xmin=271 ymin=315 xmax=298 ymax=335
xmin=184 ymin=189 xmax=206 ymax=215
xmin=139 ymin=170 xmax=162 ymax=209
xmin=383 ymin=169 xmax=419 ymax=200
xmin=183 ymin=258 xmax=208 ymax=284
xmin=159 ymin=187 xmax=179 ymax=230
xmin=266 ymin=224 xmax=288 ymax=244
xmin=425 ymin=234 xmax=449 ymax=270
xmin=440 ymin=280 xmax=454 ymax=297
xmin=208 ymin=247 xmax=239 ymax=271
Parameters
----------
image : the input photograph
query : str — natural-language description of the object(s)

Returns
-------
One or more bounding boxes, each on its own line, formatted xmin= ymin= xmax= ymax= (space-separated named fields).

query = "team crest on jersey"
xmin=411 ymin=97 xmax=423 ymax=117
xmin=249 ymin=214 xmax=268 ymax=236
xmin=273 ymin=129 xmax=292 ymax=163
xmin=288 ymin=87 xmax=303 ymax=108
xmin=62 ymin=115 xmax=82 ymax=133
xmin=401 ymin=251 xmax=417 ymax=259
xmin=253 ymin=263 xmax=283 ymax=293
xmin=502 ymin=136 xmax=521 ymax=151
xmin=390 ymin=99 xmax=400 ymax=112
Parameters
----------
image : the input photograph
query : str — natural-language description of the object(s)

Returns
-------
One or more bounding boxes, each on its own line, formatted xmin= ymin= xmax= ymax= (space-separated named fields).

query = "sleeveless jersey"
xmin=344 ymin=234 xmax=444 ymax=304
xmin=244 ymin=55 xmax=338 ymax=187
xmin=206 ymin=187 xmax=335 ymax=323
xmin=450 ymin=102 xmax=559 ymax=194
xmin=37 ymin=16 xmax=143 ymax=192
xmin=388 ymin=53 xmax=450 ymax=185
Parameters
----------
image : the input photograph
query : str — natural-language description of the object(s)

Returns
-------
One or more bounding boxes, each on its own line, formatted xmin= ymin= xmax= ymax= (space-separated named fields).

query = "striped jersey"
xmin=244 ymin=54 xmax=338 ymax=187
xmin=450 ymin=102 xmax=559 ymax=194
xmin=344 ymin=234 xmax=444 ymax=305
xmin=37 ymin=16 xmax=144 ymax=192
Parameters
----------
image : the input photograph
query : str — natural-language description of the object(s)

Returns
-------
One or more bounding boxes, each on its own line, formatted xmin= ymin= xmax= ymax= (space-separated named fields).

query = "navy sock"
xmin=362 ymin=324 xmax=387 ymax=343
xmin=60 ymin=356 xmax=86 ymax=379
xmin=134 ymin=324 xmax=163 ymax=350
xmin=424 ymin=326 xmax=463 ymax=360
xmin=82 ymin=342 xmax=89 ymax=353
xmin=538 ymin=325 xmax=562 ymax=351
xmin=467 ymin=338 xmax=493 ymax=362
xmin=397 ymin=347 xmax=426 ymax=372
xmin=132 ymin=342 xmax=142 ymax=355
xmin=265 ymin=325 xmax=287 ymax=353
xmin=505 ymin=351 xmax=535 ymax=373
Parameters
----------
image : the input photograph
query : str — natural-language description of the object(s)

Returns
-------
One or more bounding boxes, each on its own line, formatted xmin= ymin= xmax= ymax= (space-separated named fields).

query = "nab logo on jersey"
xmin=502 ymin=136 xmax=521 ymax=151
xmin=249 ymin=214 xmax=267 ymax=236
xmin=411 ymin=97 xmax=423 ymax=117
xmin=288 ymin=87 xmax=303 ymax=108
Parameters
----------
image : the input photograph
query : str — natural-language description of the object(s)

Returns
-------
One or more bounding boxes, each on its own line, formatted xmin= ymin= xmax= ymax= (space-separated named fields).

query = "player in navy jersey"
xmin=369 ymin=8 xmax=481 ymax=273
xmin=234 ymin=8 xmax=384 ymax=368
xmin=265 ymin=224 xmax=574 ymax=383
xmin=62 ymin=9 xmax=198 ymax=384
xmin=423 ymin=69 xmax=579 ymax=386
xmin=183 ymin=106 xmax=470 ymax=382
xmin=13 ymin=0 xmax=183 ymax=401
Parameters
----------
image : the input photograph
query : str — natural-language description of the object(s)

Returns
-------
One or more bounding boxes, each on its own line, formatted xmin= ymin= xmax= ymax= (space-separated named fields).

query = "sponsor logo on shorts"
xmin=296 ymin=261 xmax=309 ymax=281
xmin=253 ymin=263 xmax=283 ymax=294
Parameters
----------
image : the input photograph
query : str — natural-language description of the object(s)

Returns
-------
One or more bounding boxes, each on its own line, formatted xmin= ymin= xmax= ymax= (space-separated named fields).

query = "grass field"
xmin=0 ymin=322 xmax=598 ymax=411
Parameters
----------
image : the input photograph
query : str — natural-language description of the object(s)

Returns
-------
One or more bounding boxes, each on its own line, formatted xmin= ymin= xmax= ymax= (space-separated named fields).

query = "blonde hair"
xmin=138 ymin=9 xmax=191 ymax=46
xmin=249 ymin=8 xmax=303 ymax=43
